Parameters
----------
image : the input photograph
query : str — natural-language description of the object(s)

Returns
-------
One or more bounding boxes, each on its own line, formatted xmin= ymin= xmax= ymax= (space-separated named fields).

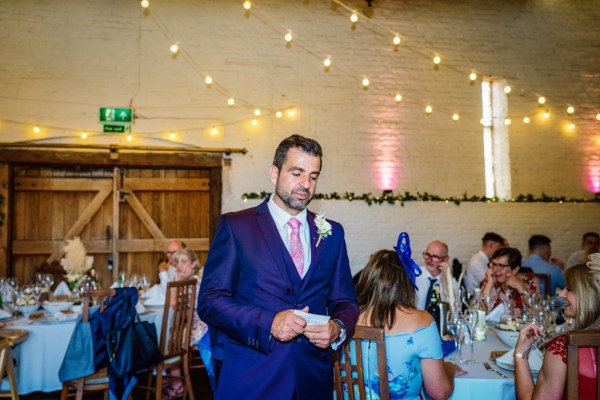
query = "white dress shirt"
xmin=267 ymin=195 xmax=311 ymax=277
xmin=463 ymin=250 xmax=489 ymax=291
xmin=415 ymin=268 xmax=459 ymax=310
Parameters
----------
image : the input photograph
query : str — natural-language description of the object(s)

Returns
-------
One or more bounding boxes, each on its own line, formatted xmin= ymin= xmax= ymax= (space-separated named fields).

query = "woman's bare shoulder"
xmin=389 ymin=308 xmax=434 ymax=334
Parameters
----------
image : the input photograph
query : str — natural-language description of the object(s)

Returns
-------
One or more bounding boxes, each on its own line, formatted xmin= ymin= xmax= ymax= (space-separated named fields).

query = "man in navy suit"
xmin=198 ymin=134 xmax=358 ymax=399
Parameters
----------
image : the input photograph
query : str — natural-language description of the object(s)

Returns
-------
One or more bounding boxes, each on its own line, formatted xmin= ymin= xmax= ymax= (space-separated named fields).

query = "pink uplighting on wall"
xmin=370 ymin=122 xmax=401 ymax=191
xmin=586 ymin=155 xmax=600 ymax=193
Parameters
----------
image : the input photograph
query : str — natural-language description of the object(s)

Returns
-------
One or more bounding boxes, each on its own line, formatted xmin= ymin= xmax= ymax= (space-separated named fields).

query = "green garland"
xmin=241 ymin=191 xmax=600 ymax=206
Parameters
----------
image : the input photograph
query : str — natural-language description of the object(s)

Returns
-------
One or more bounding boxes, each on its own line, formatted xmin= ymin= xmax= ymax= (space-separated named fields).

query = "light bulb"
xmin=425 ymin=105 xmax=433 ymax=114
xmin=205 ymin=76 xmax=213 ymax=86
xmin=567 ymin=122 xmax=575 ymax=131
xmin=393 ymin=35 xmax=401 ymax=46
xmin=141 ymin=0 xmax=149 ymax=8
xmin=469 ymin=72 xmax=477 ymax=81
xmin=452 ymin=113 xmax=459 ymax=121
xmin=323 ymin=56 xmax=332 ymax=68
xmin=596 ymin=113 xmax=600 ymax=121
xmin=287 ymin=108 xmax=296 ymax=117
xmin=211 ymin=127 xmax=218 ymax=135
xmin=362 ymin=77 xmax=370 ymax=88
xmin=523 ymin=116 xmax=531 ymax=124
xmin=169 ymin=132 xmax=176 ymax=140
xmin=433 ymin=55 xmax=441 ymax=65
xmin=126 ymin=134 xmax=133 ymax=142
xmin=350 ymin=12 xmax=358 ymax=23
xmin=284 ymin=31 xmax=293 ymax=43
xmin=543 ymin=111 xmax=550 ymax=119
xmin=243 ymin=1 xmax=251 ymax=10
xmin=33 ymin=126 xmax=40 ymax=133
xmin=254 ymin=108 xmax=261 ymax=117
xmin=504 ymin=85 xmax=512 ymax=94
xmin=505 ymin=118 xmax=512 ymax=126
xmin=394 ymin=93 xmax=402 ymax=103
xmin=275 ymin=111 xmax=283 ymax=118
xmin=170 ymin=43 xmax=179 ymax=54
xmin=81 ymin=132 xmax=88 ymax=139
xmin=480 ymin=118 xmax=484 ymax=125
xmin=227 ymin=98 xmax=235 ymax=107
xmin=567 ymin=106 xmax=575 ymax=114
xmin=538 ymin=96 xmax=546 ymax=105
xmin=251 ymin=118 xmax=258 ymax=126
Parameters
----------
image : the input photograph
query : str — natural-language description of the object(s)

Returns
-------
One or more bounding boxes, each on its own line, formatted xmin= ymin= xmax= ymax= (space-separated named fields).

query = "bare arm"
xmin=421 ymin=358 xmax=464 ymax=400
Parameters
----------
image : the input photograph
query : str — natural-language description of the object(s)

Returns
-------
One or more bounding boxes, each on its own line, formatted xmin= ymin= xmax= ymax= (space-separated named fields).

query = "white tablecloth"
xmin=0 ymin=310 xmax=163 ymax=395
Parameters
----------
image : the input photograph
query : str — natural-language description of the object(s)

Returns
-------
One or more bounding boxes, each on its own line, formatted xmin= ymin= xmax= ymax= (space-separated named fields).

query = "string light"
xmin=567 ymin=122 xmax=575 ymax=131
xmin=596 ymin=113 xmax=600 ymax=121
xmin=254 ymin=108 xmax=261 ymax=116
xmin=350 ymin=11 xmax=358 ymax=23
xmin=288 ymin=108 xmax=296 ymax=117
xmin=425 ymin=105 xmax=433 ymax=114
xmin=433 ymin=55 xmax=442 ymax=65
xmin=504 ymin=85 xmax=512 ymax=94
xmin=452 ymin=113 xmax=460 ymax=121
xmin=394 ymin=93 xmax=402 ymax=103
xmin=567 ymin=105 xmax=575 ymax=114
xmin=211 ymin=127 xmax=218 ymax=135
xmin=275 ymin=111 xmax=283 ymax=118
xmin=33 ymin=126 xmax=41 ymax=133
xmin=140 ymin=0 xmax=149 ymax=8
xmin=243 ymin=1 xmax=251 ymax=10
xmin=284 ymin=30 xmax=293 ymax=43
xmin=469 ymin=72 xmax=477 ymax=82
xmin=126 ymin=134 xmax=133 ymax=142
xmin=323 ymin=55 xmax=332 ymax=68
xmin=523 ymin=116 xmax=531 ymax=124
xmin=543 ymin=111 xmax=551 ymax=119
xmin=205 ymin=76 xmax=213 ymax=86
xmin=480 ymin=118 xmax=484 ymax=125
xmin=81 ymin=132 xmax=88 ymax=139
xmin=504 ymin=118 xmax=511 ymax=125
xmin=227 ymin=97 xmax=235 ymax=107
xmin=392 ymin=34 xmax=401 ymax=46
xmin=251 ymin=118 xmax=258 ymax=126
xmin=538 ymin=96 xmax=546 ymax=105
xmin=361 ymin=77 xmax=370 ymax=88
xmin=169 ymin=132 xmax=176 ymax=140
xmin=170 ymin=43 xmax=179 ymax=54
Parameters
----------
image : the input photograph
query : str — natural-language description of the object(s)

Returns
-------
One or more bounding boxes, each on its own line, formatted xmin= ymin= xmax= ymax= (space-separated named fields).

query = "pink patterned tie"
xmin=287 ymin=218 xmax=304 ymax=277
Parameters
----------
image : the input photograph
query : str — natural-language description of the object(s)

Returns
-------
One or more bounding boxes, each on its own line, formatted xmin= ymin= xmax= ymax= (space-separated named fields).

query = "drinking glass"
xmin=464 ymin=310 xmax=479 ymax=364
xmin=446 ymin=311 xmax=465 ymax=363
xmin=43 ymin=274 xmax=55 ymax=290
xmin=482 ymin=295 xmax=497 ymax=314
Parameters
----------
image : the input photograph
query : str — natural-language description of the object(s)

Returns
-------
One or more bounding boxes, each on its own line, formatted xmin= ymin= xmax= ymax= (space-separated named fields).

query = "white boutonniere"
xmin=315 ymin=212 xmax=332 ymax=247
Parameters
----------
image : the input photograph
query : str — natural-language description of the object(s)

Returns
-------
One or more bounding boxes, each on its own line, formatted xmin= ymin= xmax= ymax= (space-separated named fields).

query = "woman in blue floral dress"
xmin=348 ymin=233 xmax=465 ymax=399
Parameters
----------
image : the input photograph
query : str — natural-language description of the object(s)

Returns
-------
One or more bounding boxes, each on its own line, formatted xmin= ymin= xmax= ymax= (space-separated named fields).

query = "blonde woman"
xmin=514 ymin=253 xmax=600 ymax=400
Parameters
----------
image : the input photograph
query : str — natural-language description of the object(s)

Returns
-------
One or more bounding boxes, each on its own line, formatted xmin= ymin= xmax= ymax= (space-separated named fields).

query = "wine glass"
xmin=43 ymin=274 xmax=55 ymax=291
xmin=446 ymin=311 xmax=465 ymax=363
xmin=140 ymin=274 xmax=151 ymax=295
xmin=464 ymin=310 xmax=479 ymax=364
xmin=482 ymin=295 xmax=497 ymax=314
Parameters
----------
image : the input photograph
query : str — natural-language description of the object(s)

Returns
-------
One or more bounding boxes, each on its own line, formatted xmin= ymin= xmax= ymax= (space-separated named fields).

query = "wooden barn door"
xmin=11 ymin=165 xmax=213 ymax=288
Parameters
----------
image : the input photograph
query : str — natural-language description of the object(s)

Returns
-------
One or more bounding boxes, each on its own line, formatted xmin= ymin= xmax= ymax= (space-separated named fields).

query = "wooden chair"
xmin=533 ymin=273 xmax=551 ymax=295
xmin=0 ymin=339 xmax=19 ymax=400
xmin=137 ymin=278 xmax=197 ymax=400
xmin=567 ymin=331 xmax=600 ymax=400
xmin=333 ymin=325 xmax=389 ymax=400
xmin=60 ymin=289 xmax=116 ymax=400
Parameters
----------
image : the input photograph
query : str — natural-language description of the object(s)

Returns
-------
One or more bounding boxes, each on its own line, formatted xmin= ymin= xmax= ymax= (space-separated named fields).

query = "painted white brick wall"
xmin=1 ymin=0 xmax=599 ymax=271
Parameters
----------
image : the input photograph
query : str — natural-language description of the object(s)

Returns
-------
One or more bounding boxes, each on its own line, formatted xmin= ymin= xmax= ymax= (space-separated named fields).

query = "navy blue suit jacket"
xmin=198 ymin=200 xmax=358 ymax=400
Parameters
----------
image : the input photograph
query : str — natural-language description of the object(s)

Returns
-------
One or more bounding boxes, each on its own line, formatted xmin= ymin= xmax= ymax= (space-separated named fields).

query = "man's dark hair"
xmin=491 ymin=247 xmax=522 ymax=270
xmin=272 ymin=134 xmax=323 ymax=170
xmin=583 ymin=232 xmax=599 ymax=241
xmin=528 ymin=234 xmax=551 ymax=250
xmin=482 ymin=232 xmax=505 ymax=245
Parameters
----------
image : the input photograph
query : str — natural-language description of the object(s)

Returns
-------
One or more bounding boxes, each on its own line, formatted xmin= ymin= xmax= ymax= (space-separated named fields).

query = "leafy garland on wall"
xmin=241 ymin=191 xmax=600 ymax=206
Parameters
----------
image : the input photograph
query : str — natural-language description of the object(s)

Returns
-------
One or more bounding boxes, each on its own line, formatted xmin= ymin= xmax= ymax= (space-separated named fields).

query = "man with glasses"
xmin=158 ymin=239 xmax=186 ymax=292
xmin=415 ymin=240 xmax=458 ymax=310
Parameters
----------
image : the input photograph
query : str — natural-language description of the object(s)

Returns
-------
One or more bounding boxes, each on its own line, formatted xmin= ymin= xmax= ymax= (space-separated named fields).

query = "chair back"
xmin=333 ymin=325 xmax=389 ymax=400
xmin=531 ymin=273 xmax=551 ymax=295
xmin=567 ymin=331 xmax=600 ymax=400
xmin=160 ymin=278 xmax=197 ymax=360
xmin=82 ymin=288 xmax=117 ymax=322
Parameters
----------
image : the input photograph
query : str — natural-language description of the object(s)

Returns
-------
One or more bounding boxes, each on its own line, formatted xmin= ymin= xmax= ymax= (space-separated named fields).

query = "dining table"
xmin=0 ymin=306 xmax=163 ymax=395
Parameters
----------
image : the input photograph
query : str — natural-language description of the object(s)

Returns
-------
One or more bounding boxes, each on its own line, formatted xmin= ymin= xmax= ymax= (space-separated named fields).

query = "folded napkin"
xmin=486 ymin=302 xmax=506 ymax=322
xmin=53 ymin=281 xmax=72 ymax=297
xmin=135 ymin=301 xmax=146 ymax=314
xmin=0 ymin=308 xmax=12 ymax=320
xmin=143 ymin=286 xmax=165 ymax=307
xmin=496 ymin=345 xmax=544 ymax=371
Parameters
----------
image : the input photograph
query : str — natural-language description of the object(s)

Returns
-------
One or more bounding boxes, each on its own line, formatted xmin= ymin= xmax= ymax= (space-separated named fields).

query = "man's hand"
xmin=303 ymin=320 xmax=341 ymax=349
xmin=158 ymin=261 xmax=169 ymax=272
xmin=271 ymin=306 xmax=308 ymax=341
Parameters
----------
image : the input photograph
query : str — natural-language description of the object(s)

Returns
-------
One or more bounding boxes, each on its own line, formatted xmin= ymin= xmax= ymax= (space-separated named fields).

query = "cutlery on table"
xmin=483 ymin=362 xmax=510 ymax=379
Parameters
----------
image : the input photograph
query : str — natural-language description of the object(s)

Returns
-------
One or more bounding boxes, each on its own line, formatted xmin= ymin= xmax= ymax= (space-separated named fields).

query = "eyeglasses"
xmin=422 ymin=252 xmax=447 ymax=262
xmin=166 ymin=251 xmax=176 ymax=256
xmin=488 ymin=261 xmax=511 ymax=270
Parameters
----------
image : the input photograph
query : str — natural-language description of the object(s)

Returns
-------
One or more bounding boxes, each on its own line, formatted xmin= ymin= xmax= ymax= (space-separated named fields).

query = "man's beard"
xmin=275 ymin=187 xmax=313 ymax=212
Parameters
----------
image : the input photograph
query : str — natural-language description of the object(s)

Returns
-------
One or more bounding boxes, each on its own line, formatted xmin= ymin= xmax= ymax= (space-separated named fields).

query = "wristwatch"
xmin=333 ymin=319 xmax=346 ymax=342
xmin=515 ymin=351 xmax=529 ymax=360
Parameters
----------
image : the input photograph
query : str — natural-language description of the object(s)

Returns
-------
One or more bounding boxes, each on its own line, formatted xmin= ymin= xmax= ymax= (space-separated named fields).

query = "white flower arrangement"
xmin=314 ymin=212 xmax=332 ymax=247
xmin=60 ymin=237 xmax=94 ymax=290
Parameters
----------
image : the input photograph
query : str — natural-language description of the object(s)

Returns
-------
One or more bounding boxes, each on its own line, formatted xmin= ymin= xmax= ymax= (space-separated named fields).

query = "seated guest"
xmin=158 ymin=240 xmax=186 ymax=292
xmin=481 ymin=247 xmax=539 ymax=309
xmin=514 ymin=254 xmax=600 ymax=399
xmin=565 ymin=232 xmax=599 ymax=269
xmin=464 ymin=232 xmax=506 ymax=291
xmin=415 ymin=240 xmax=459 ymax=311
xmin=352 ymin=233 xmax=465 ymax=400
xmin=522 ymin=235 xmax=565 ymax=294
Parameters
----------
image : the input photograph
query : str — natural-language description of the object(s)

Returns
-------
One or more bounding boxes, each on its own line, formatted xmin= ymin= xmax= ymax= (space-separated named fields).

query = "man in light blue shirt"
xmin=522 ymin=234 xmax=565 ymax=295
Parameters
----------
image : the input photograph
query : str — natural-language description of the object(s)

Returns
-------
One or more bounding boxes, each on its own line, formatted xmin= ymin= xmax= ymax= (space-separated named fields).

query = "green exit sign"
xmin=103 ymin=124 xmax=131 ymax=133
xmin=100 ymin=107 xmax=133 ymax=123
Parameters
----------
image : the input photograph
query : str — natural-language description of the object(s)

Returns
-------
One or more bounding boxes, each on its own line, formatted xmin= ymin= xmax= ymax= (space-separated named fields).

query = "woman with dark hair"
xmin=514 ymin=254 xmax=600 ymax=399
xmin=480 ymin=247 xmax=538 ymax=309
xmin=352 ymin=233 xmax=464 ymax=400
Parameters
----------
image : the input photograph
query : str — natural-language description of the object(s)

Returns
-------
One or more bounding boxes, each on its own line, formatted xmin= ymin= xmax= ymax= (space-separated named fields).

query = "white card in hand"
xmin=294 ymin=310 xmax=330 ymax=325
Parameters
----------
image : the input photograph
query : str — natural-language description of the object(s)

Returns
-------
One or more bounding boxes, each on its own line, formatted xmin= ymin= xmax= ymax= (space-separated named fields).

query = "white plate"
xmin=143 ymin=302 xmax=164 ymax=309
xmin=36 ymin=315 xmax=77 ymax=324
xmin=495 ymin=360 xmax=540 ymax=374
